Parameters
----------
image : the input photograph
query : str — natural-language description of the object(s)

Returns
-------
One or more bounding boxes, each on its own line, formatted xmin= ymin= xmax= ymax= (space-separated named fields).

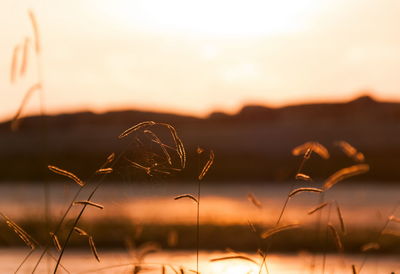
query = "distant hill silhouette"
xmin=1 ymin=95 xmax=400 ymax=183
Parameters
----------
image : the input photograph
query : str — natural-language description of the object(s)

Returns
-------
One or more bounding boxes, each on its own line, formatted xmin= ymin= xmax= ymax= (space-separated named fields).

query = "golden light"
xmin=96 ymin=0 xmax=329 ymax=36
xmin=211 ymin=260 xmax=260 ymax=273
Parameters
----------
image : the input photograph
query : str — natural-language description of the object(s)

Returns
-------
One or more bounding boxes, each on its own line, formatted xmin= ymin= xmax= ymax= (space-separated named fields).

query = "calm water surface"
xmin=0 ymin=249 xmax=399 ymax=273
xmin=0 ymin=182 xmax=398 ymax=226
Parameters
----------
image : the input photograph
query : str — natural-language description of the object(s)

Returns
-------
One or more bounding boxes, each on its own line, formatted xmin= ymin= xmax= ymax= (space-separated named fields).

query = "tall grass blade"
xmin=308 ymin=202 xmax=328 ymax=215
xmin=295 ymin=173 xmax=312 ymax=182
xmin=288 ymin=187 xmax=323 ymax=198
xmin=210 ymin=255 xmax=258 ymax=265
xmin=144 ymin=129 xmax=172 ymax=165
xmin=247 ymin=192 xmax=262 ymax=209
xmin=361 ymin=242 xmax=380 ymax=252
xmin=0 ymin=213 xmax=37 ymax=249
xmin=165 ymin=124 xmax=186 ymax=168
xmin=335 ymin=141 xmax=365 ymax=162
xmin=198 ymin=150 xmax=214 ymax=180
xmin=292 ymin=142 xmax=329 ymax=159
xmin=118 ymin=121 xmax=156 ymax=139
xmin=174 ymin=194 xmax=198 ymax=203
xmin=48 ymin=165 xmax=84 ymax=186
xmin=10 ymin=45 xmax=20 ymax=83
xmin=28 ymin=10 xmax=40 ymax=54
xmin=324 ymin=164 xmax=369 ymax=190
xmin=335 ymin=201 xmax=346 ymax=234
xmin=328 ymin=224 xmax=343 ymax=252
xmin=73 ymin=226 xmax=88 ymax=236
xmin=11 ymin=83 xmax=42 ymax=131
xmin=95 ymin=168 xmax=113 ymax=174
xmin=88 ymin=236 xmax=100 ymax=262
xmin=73 ymin=200 xmax=104 ymax=210
xmin=261 ymin=223 xmax=300 ymax=239
xmin=50 ymin=232 xmax=61 ymax=251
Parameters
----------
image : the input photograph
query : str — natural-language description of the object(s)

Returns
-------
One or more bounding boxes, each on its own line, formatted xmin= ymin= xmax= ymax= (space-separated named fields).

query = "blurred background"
xmin=0 ymin=1 xmax=399 ymax=273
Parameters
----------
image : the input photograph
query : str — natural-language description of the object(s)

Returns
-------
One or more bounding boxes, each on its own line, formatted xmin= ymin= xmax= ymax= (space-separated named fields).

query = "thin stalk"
xmin=258 ymin=255 xmax=270 ymax=274
xmin=357 ymin=201 xmax=399 ymax=273
xmin=321 ymin=199 xmax=330 ymax=274
xmin=33 ymin=147 xmax=127 ymax=272
xmin=196 ymin=180 xmax=201 ymax=273
xmin=32 ymin=186 xmax=84 ymax=273
xmin=310 ymin=191 xmax=325 ymax=274
xmin=260 ymin=152 xmax=311 ymax=274
xmin=275 ymin=155 xmax=308 ymax=226
xmin=53 ymin=181 xmax=104 ymax=273
xmin=15 ymin=249 xmax=35 ymax=273
xmin=52 ymin=147 xmax=130 ymax=273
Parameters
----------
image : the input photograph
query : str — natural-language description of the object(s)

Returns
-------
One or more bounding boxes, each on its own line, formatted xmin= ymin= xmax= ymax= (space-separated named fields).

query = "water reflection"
xmin=0 ymin=249 xmax=398 ymax=273
xmin=0 ymin=182 xmax=398 ymax=227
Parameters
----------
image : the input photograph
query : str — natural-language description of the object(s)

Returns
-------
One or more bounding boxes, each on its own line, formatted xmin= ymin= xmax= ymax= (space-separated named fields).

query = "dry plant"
xmin=46 ymin=121 xmax=189 ymax=273
xmin=10 ymin=9 xmax=44 ymax=131
xmin=234 ymin=140 xmax=379 ymax=274
xmin=174 ymin=148 xmax=215 ymax=273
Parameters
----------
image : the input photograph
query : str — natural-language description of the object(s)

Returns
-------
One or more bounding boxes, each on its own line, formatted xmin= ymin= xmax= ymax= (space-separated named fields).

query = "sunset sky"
xmin=1 ymin=0 xmax=400 ymax=121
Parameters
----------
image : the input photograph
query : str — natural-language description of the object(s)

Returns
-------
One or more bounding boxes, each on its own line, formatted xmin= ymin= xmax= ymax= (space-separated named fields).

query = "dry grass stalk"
xmin=28 ymin=10 xmax=40 ymax=54
xmin=328 ymin=224 xmax=343 ymax=252
xmin=118 ymin=121 xmax=156 ymax=139
xmin=10 ymin=45 xmax=20 ymax=83
xmin=292 ymin=142 xmax=329 ymax=159
xmin=50 ymin=232 xmax=61 ymax=251
xmin=352 ymin=264 xmax=357 ymax=274
xmin=288 ymin=187 xmax=323 ymax=198
xmin=295 ymin=173 xmax=312 ymax=182
xmin=137 ymin=242 xmax=160 ymax=261
xmin=388 ymin=215 xmax=400 ymax=223
xmin=152 ymin=169 xmax=171 ymax=175
xmin=335 ymin=201 xmax=346 ymax=234
xmin=0 ymin=213 xmax=37 ymax=249
xmin=95 ymin=168 xmax=113 ymax=174
xmin=162 ymin=265 xmax=166 ymax=274
xmin=88 ymin=236 xmax=100 ymax=262
xmin=73 ymin=226 xmax=88 ymax=236
xmin=105 ymin=152 xmax=115 ymax=164
xmin=324 ymin=164 xmax=369 ymax=190
xmin=210 ymin=255 xmax=258 ymax=265
xmin=198 ymin=150 xmax=214 ymax=180
xmin=144 ymin=129 xmax=172 ymax=165
xmin=11 ymin=83 xmax=42 ymax=131
xmin=261 ymin=223 xmax=300 ymax=239
xmin=19 ymin=37 xmax=30 ymax=76
xmin=308 ymin=202 xmax=328 ymax=215
xmin=247 ymin=219 xmax=257 ymax=233
xmin=125 ymin=158 xmax=152 ymax=175
xmin=335 ymin=141 xmax=365 ymax=162
xmin=73 ymin=226 xmax=99 ymax=262
xmin=174 ymin=194 xmax=198 ymax=203
xmin=247 ymin=192 xmax=262 ymax=209
xmin=303 ymin=147 xmax=312 ymax=159
xmin=382 ymin=229 xmax=400 ymax=237
xmin=73 ymin=200 xmax=104 ymax=210
xmin=361 ymin=242 xmax=380 ymax=252
xmin=48 ymin=165 xmax=84 ymax=186
xmin=165 ymin=124 xmax=186 ymax=168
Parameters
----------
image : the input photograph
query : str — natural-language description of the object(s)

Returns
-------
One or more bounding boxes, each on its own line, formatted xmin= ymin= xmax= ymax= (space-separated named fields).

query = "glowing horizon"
xmin=2 ymin=0 xmax=400 ymax=122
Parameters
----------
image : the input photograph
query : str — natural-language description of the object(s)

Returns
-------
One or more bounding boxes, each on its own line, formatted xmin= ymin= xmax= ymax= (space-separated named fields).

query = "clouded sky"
xmin=1 ymin=0 xmax=400 ymax=121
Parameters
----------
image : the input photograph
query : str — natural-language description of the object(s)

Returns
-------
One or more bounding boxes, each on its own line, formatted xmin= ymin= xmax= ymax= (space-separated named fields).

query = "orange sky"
xmin=2 ymin=0 xmax=400 ymax=121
